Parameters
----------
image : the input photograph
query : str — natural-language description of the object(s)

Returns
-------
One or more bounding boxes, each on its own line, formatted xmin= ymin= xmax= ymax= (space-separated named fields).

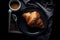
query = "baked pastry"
xmin=22 ymin=11 xmax=45 ymax=29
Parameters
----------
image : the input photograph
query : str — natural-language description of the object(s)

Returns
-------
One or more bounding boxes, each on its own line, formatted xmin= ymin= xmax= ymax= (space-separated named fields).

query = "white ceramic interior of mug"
xmin=9 ymin=0 xmax=21 ymax=11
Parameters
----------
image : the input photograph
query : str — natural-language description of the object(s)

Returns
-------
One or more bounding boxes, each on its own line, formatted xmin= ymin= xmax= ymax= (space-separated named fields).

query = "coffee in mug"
xmin=9 ymin=0 xmax=21 ymax=11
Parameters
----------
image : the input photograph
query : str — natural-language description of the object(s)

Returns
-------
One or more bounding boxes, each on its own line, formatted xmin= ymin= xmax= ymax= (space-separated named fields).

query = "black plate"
xmin=18 ymin=6 xmax=48 ymax=36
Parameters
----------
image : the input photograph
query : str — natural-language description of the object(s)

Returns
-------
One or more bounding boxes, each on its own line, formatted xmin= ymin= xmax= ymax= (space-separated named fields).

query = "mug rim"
xmin=9 ymin=0 xmax=21 ymax=11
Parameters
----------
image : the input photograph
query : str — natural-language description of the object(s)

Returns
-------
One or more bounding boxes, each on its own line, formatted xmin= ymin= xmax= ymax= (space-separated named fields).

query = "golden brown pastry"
xmin=22 ymin=11 xmax=45 ymax=29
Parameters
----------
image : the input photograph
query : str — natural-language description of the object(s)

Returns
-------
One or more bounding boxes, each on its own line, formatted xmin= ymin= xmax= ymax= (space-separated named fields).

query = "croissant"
xmin=22 ymin=11 xmax=45 ymax=29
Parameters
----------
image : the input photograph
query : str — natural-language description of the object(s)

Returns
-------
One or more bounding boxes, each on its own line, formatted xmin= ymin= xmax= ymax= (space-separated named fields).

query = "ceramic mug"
xmin=9 ymin=0 xmax=21 ymax=11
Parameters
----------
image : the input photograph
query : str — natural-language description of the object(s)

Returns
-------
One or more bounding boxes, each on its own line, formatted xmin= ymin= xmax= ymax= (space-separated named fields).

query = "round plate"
xmin=18 ymin=6 xmax=48 ymax=36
